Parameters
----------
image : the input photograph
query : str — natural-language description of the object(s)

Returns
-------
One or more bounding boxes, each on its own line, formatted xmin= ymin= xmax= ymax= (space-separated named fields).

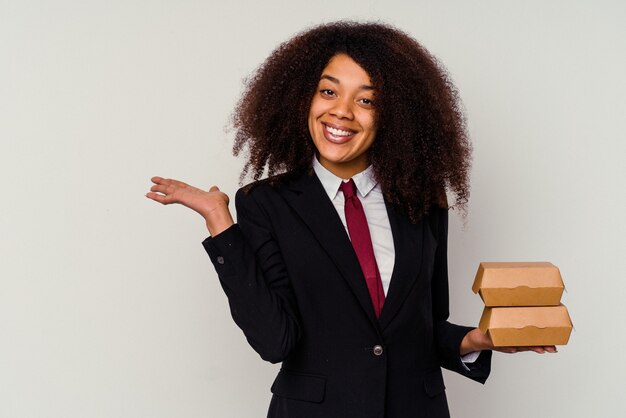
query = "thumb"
xmin=209 ymin=185 xmax=220 ymax=192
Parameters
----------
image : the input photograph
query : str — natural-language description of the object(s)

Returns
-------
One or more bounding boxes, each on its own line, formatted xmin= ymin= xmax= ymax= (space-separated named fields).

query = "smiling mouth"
xmin=322 ymin=123 xmax=357 ymax=144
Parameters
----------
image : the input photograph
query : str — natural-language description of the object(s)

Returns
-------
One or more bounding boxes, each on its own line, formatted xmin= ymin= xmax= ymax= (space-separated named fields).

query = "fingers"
xmin=164 ymin=178 xmax=190 ymax=188
xmin=150 ymin=184 xmax=174 ymax=195
xmin=525 ymin=346 xmax=558 ymax=354
xmin=145 ymin=191 xmax=170 ymax=204
xmin=147 ymin=176 xmax=181 ymax=205
xmin=151 ymin=176 xmax=189 ymax=189
xmin=496 ymin=347 xmax=519 ymax=354
xmin=146 ymin=177 xmax=226 ymax=209
xmin=495 ymin=346 xmax=558 ymax=354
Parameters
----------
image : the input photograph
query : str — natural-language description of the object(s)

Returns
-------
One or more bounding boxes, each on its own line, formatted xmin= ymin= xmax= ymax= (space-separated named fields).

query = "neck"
xmin=318 ymin=156 xmax=369 ymax=179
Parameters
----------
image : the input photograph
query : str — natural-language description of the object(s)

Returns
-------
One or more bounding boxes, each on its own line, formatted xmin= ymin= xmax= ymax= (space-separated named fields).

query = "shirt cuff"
xmin=460 ymin=351 xmax=481 ymax=371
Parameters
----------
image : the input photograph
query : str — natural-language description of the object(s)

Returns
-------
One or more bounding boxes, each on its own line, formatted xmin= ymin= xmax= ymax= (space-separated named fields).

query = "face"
xmin=308 ymin=54 xmax=377 ymax=179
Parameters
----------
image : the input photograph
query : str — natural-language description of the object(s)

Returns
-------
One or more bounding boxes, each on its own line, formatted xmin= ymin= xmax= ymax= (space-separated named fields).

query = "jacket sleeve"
xmin=202 ymin=188 xmax=300 ymax=364
xmin=430 ymin=206 xmax=492 ymax=384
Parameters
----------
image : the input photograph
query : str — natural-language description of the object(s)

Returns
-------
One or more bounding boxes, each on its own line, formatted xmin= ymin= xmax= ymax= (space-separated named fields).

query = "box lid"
xmin=472 ymin=262 xmax=564 ymax=306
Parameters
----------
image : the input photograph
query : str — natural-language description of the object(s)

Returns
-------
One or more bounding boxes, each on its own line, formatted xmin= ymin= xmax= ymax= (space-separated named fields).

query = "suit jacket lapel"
xmin=280 ymin=172 xmax=380 ymax=330
xmin=378 ymin=202 xmax=424 ymax=331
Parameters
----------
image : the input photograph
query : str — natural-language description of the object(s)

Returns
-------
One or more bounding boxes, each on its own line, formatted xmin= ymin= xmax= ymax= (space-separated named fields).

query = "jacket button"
xmin=216 ymin=256 xmax=225 ymax=265
xmin=373 ymin=345 xmax=384 ymax=356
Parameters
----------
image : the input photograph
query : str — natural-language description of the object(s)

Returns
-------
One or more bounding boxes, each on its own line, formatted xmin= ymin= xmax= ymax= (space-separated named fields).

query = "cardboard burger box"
xmin=472 ymin=262 xmax=564 ymax=307
xmin=479 ymin=304 xmax=573 ymax=347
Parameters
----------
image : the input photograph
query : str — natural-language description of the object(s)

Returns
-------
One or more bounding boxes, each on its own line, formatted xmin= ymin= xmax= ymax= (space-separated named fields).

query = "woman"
xmin=146 ymin=21 xmax=554 ymax=418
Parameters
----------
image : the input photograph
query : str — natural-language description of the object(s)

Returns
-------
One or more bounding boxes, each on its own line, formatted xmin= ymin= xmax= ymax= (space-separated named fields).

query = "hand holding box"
xmin=472 ymin=262 xmax=573 ymax=347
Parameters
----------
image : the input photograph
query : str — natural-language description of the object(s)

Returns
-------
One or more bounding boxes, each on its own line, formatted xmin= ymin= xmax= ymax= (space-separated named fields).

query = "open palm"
xmin=146 ymin=176 xmax=234 ymax=236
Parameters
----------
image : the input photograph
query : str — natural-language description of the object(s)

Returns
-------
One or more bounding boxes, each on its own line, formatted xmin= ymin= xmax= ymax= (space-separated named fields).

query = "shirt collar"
xmin=312 ymin=156 xmax=378 ymax=200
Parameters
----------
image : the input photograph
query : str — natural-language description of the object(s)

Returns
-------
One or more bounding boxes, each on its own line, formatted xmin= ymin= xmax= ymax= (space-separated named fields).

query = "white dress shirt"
xmin=312 ymin=157 xmax=480 ymax=366
xmin=312 ymin=157 xmax=395 ymax=295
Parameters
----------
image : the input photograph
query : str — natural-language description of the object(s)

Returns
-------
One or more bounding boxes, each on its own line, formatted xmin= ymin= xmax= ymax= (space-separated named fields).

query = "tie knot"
xmin=340 ymin=178 xmax=357 ymax=199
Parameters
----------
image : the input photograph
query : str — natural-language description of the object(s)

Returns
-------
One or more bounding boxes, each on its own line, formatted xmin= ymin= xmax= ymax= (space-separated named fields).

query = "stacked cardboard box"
xmin=472 ymin=262 xmax=573 ymax=347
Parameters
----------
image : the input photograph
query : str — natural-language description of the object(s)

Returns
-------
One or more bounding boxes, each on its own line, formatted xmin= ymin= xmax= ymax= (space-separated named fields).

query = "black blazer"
xmin=203 ymin=171 xmax=491 ymax=418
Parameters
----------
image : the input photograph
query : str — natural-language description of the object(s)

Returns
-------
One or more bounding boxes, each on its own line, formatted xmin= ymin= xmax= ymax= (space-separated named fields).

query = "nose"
xmin=330 ymin=97 xmax=354 ymax=120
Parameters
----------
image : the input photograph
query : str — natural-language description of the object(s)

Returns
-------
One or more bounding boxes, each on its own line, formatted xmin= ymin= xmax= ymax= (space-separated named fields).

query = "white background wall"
xmin=2 ymin=1 xmax=625 ymax=417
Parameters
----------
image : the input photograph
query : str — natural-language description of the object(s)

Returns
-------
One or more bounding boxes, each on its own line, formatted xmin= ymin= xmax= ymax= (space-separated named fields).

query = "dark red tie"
xmin=340 ymin=179 xmax=385 ymax=318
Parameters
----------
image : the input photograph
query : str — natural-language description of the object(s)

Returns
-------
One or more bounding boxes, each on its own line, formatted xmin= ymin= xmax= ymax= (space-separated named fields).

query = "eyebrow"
xmin=320 ymin=74 xmax=375 ymax=91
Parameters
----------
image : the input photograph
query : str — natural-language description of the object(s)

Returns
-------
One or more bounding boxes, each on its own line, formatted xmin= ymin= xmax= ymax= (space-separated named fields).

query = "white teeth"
xmin=326 ymin=125 xmax=353 ymax=137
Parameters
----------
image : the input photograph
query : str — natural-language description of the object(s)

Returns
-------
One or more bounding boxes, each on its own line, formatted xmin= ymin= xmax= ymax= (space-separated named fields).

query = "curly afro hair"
xmin=232 ymin=21 xmax=472 ymax=222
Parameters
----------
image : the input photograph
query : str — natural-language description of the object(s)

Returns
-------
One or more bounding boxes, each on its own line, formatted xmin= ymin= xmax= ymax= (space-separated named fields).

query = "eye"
xmin=320 ymin=89 xmax=335 ymax=97
xmin=358 ymin=97 xmax=374 ymax=107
